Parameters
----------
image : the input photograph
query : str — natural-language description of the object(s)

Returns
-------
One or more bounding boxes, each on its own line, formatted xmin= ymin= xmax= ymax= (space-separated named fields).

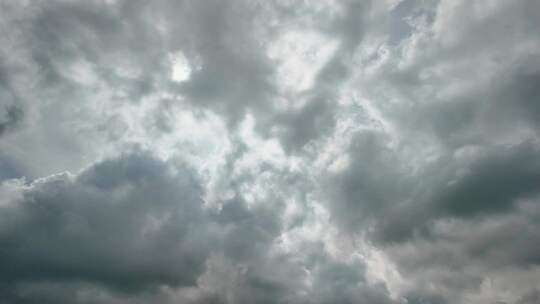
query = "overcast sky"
xmin=1 ymin=0 xmax=540 ymax=303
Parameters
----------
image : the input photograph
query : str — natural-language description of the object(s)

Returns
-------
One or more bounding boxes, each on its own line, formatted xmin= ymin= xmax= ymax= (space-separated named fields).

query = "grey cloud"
xmin=403 ymin=290 xmax=448 ymax=304
xmin=337 ymin=138 xmax=540 ymax=244
xmin=217 ymin=197 xmax=283 ymax=262
xmin=254 ymin=0 xmax=374 ymax=152
xmin=414 ymin=67 xmax=540 ymax=148
xmin=309 ymin=260 xmax=394 ymax=304
xmin=431 ymin=143 xmax=540 ymax=217
xmin=356 ymin=0 xmax=540 ymax=145
xmin=0 ymin=0 xmax=376 ymax=164
xmin=325 ymin=0 xmax=540 ymax=245
xmin=187 ymin=245 xmax=396 ymax=304
xmin=0 ymin=152 xmax=27 ymax=182
xmin=327 ymin=130 xmax=413 ymax=234
xmin=495 ymin=71 xmax=540 ymax=131
xmin=314 ymin=0 xmax=371 ymax=85
xmin=0 ymin=104 xmax=23 ymax=137
xmin=383 ymin=202 xmax=540 ymax=304
xmin=0 ymin=150 xmax=396 ymax=304
xmin=0 ymin=53 xmax=28 ymax=138
xmin=374 ymin=141 xmax=540 ymax=244
xmin=518 ymin=291 xmax=540 ymax=304
xmin=0 ymin=150 xmax=287 ymax=302
xmin=0 ymin=152 xmax=215 ymax=293
xmin=271 ymin=96 xmax=337 ymax=152
xmin=111 ymin=0 xmax=277 ymax=124
xmin=461 ymin=205 xmax=540 ymax=268
xmin=3 ymin=0 xmax=540 ymax=303
xmin=28 ymin=0 xmax=164 ymax=99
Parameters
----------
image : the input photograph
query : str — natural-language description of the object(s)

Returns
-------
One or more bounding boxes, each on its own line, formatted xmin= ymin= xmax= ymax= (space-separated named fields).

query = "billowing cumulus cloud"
xmin=1 ymin=0 xmax=540 ymax=303
xmin=0 ymin=151 xmax=395 ymax=303
xmin=0 ymin=153 xmax=211 ymax=292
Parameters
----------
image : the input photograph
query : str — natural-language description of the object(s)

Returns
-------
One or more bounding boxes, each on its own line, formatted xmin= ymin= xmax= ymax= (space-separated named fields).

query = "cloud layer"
xmin=1 ymin=0 xmax=540 ymax=303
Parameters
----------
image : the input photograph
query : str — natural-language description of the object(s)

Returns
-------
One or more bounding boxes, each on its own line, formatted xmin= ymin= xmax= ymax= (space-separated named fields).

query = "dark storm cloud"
xmin=0 ymin=152 xmax=214 ymax=293
xmin=431 ymin=143 xmax=540 ymax=217
xmin=0 ymin=151 xmax=396 ymax=303
xmin=0 ymin=151 xmax=286 ymax=303
xmin=333 ymin=135 xmax=540 ymax=244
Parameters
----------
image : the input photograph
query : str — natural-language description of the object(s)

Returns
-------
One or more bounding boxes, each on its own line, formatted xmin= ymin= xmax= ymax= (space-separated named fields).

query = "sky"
xmin=1 ymin=0 xmax=540 ymax=303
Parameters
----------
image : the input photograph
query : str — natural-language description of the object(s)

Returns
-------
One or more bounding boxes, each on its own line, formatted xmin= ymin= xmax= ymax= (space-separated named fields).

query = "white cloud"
xmin=169 ymin=50 xmax=193 ymax=83
xmin=268 ymin=30 xmax=339 ymax=97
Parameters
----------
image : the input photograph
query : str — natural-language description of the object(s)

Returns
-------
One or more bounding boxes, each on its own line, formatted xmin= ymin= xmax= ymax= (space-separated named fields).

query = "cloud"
xmin=0 ymin=104 xmax=23 ymax=136
xmin=0 ymin=151 xmax=283 ymax=302
xmin=0 ymin=152 xmax=215 ymax=293
xmin=0 ymin=152 xmax=27 ymax=182
xmin=325 ymin=0 xmax=540 ymax=243
xmin=383 ymin=200 xmax=540 ymax=303
xmin=0 ymin=151 xmax=397 ymax=303
xmin=1 ymin=0 xmax=540 ymax=303
xmin=315 ymin=1 xmax=540 ymax=301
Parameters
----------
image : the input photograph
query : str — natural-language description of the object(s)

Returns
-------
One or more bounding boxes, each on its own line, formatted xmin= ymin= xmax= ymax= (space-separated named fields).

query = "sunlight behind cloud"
xmin=170 ymin=50 xmax=192 ymax=83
